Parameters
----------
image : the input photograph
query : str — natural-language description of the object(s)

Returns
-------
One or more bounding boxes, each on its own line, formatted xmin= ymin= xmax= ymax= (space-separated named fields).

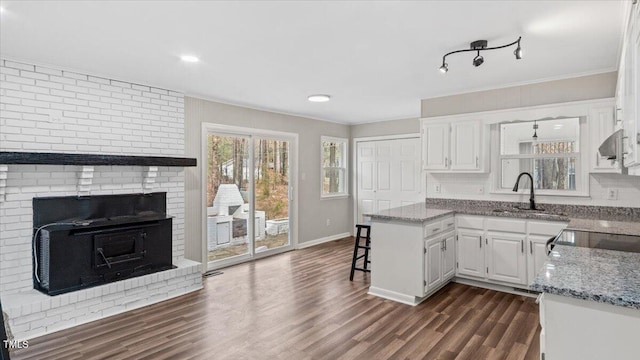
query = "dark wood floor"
xmin=12 ymin=237 xmax=540 ymax=360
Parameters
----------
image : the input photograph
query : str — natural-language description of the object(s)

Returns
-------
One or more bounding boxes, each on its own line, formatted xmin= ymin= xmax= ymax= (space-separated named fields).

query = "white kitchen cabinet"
xmin=450 ymin=121 xmax=481 ymax=170
xmin=528 ymin=235 xmax=552 ymax=285
xmin=422 ymin=122 xmax=449 ymax=170
xmin=486 ymin=232 xmax=527 ymax=285
xmin=456 ymin=229 xmax=485 ymax=278
xmin=421 ymin=119 xmax=486 ymax=172
xmin=589 ymin=105 xmax=621 ymax=173
xmin=620 ymin=2 xmax=640 ymax=170
xmin=369 ymin=214 xmax=455 ymax=306
xmin=527 ymin=220 xmax=567 ymax=285
xmin=540 ymin=293 xmax=640 ymax=360
xmin=442 ymin=232 xmax=456 ymax=280
xmin=425 ymin=236 xmax=444 ymax=291
xmin=424 ymin=230 xmax=456 ymax=294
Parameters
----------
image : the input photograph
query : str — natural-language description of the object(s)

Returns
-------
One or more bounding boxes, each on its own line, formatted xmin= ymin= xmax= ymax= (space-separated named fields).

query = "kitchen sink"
xmin=491 ymin=208 xmax=568 ymax=217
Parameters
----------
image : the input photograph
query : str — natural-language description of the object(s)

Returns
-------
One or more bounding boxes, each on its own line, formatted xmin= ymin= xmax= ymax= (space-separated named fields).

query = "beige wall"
xmin=421 ymin=72 xmax=617 ymax=117
xmin=350 ymin=117 xmax=419 ymax=138
xmin=184 ymin=97 xmax=352 ymax=264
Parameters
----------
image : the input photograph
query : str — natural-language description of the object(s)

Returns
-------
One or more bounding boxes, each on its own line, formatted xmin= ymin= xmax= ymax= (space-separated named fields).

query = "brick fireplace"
xmin=0 ymin=59 xmax=202 ymax=340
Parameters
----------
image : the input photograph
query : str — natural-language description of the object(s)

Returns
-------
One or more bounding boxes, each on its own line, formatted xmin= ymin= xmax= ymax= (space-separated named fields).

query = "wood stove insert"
xmin=32 ymin=192 xmax=174 ymax=296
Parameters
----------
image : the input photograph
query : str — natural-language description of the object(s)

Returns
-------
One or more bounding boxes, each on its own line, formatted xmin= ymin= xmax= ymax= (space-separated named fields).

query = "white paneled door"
xmin=356 ymin=137 xmax=422 ymax=224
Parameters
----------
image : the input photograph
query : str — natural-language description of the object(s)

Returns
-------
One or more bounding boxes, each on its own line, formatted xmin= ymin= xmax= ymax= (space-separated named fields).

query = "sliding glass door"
xmin=204 ymin=126 xmax=296 ymax=270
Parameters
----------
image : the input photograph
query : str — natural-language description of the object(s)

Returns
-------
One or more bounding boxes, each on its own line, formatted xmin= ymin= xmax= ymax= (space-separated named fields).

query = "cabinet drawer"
xmin=441 ymin=216 xmax=455 ymax=232
xmin=486 ymin=217 xmax=526 ymax=233
xmin=528 ymin=221 xmax=567 ymax=236
xmin=424 ymin=221 xmax=443 ymax=237
xmin=456 ymin=215 xmax=484 ymax=230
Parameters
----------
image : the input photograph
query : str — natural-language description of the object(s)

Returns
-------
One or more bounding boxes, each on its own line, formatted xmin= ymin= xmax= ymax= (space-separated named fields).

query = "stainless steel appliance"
xmin=548 ymin=229 xmax=640 ymax=254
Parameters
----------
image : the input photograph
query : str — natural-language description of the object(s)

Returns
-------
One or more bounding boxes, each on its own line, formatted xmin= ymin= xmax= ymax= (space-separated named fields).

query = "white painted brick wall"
xmin=0 ymin=59 xmax=200 ymax=340
xmin=0 ymin=59 xmax=184 ymax=155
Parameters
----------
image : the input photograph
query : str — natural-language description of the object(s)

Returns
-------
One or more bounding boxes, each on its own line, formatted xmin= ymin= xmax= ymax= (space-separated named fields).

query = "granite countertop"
xmin=531 ymin=245 xmax=640 ymax=309
xmin=364 ymin=203 xmax=454 ymax=223
xmin=367 ymin=201 xmax=640 ymax=236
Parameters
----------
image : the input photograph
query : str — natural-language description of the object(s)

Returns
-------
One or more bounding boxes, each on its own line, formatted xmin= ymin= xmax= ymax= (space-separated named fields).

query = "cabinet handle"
xmin=432 ymin=228 xmax=440 ymax=232
xmin=596 ymin=152 xmax=600 ymax=166
xmin=521 ymin=240 xmax=524 ymax=253
xmin=445 ymin=157 xmax=448 ymax=167
xmin=446 ymin=222 xmax=454 ymax=227
xmin=530 ymin=241 xmax=533 ymax=254
xmin=475 ymin=156 xmax=479 ymax=168
xmin=479 ymin=236 xmax=482 ymax=248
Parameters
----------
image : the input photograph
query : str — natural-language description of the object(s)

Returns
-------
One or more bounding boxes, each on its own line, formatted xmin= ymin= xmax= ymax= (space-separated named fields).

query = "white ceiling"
xmin=0 ymin=1 xmax=627 ymax=124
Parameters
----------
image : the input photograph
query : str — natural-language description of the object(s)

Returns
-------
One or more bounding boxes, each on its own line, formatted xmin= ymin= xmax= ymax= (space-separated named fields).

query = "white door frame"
xmin=201 ymin=123 xmax=299 ymax=271
xmin=351 ymin=133 xmax=422 ymax=228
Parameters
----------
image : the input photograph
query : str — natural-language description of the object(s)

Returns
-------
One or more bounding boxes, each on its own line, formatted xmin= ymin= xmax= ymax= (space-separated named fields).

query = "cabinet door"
xmin=590 ymin=106 xmax=619 ymax=173
xmin=486 ymin=232 xmax=527 ymax=285
xmin=623 ymin=6 xmax=639 ymax=168
xmin=527 ymin=235 xmax=552 ymax=285
xmin=423 ymin=122 xmax=450 ymax=170
xmin=425 ymin=236 xmax=443 ymax=292
xmin=442 ymin=231 xmax=456 ymax=281
xmin=456 ymin=229 xmax=485 ymax=278
xmin=450 ymin=121 xmax=481 ymax=171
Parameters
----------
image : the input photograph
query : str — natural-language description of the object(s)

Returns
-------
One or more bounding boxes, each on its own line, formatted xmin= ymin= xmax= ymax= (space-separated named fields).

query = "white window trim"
xmin=493 ymin=117 xmax=590 ymax=197
xmin=321 ymin=135 xmax=349 ymax=198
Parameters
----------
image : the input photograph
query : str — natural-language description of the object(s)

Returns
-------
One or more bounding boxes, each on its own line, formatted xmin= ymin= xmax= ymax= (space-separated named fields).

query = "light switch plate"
xmin=607 ymin=188 xmax=618 ymax=200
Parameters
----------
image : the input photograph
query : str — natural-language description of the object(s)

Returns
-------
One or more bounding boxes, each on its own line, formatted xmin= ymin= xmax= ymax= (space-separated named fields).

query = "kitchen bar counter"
xmin=531 ymin=245 xmax=640 ymax=309
xmin=364 ymin=203 xmax=453 ymax=223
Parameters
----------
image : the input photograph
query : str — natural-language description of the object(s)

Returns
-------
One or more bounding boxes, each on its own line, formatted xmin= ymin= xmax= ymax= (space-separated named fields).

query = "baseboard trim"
xmin=368 ymin=286 xmax=422 ymax=306
xmin=454 ymin=277 xmax=537 ymax=298
xmin=296 ymin=232 xmax=351 ymax=249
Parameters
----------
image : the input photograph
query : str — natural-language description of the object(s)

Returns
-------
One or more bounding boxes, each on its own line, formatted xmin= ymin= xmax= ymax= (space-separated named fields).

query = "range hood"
xmin=598 ymin=129 xmax=623 ymax=160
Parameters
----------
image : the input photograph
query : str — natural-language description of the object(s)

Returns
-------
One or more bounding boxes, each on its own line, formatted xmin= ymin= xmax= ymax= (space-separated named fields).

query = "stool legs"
xmin=350 ymin=225 xmax=371 ymax=281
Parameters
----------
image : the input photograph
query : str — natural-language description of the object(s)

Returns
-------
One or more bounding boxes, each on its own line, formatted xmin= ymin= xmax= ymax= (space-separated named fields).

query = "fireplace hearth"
xmin=32 ymin=192 xmax=174 ymax=296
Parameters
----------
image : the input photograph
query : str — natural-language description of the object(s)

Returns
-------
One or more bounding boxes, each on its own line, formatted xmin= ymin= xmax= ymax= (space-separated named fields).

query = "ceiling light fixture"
xmin=180 ymin=55 xmax=200 ymax=63
xmin=439 ymin=36 xmax=522 ymax=73
xmin=308 ymin=94 xmax=331 ymax=103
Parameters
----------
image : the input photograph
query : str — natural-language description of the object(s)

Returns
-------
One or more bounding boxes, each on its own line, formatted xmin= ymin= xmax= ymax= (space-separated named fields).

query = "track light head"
xmin=439 ymin=62 xmax=448 ymax=73
xmin=514 ymin=39 xmax=523 ymax=59
xmin=473 ymin=52 xmax=484 ymax=67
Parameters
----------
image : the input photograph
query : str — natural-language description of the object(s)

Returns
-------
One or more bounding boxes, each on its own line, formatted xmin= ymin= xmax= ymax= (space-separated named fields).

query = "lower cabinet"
xmin=486 ymin=231 xmax=527 ymax=285
xmin=528 ymin=235 xmax=553 ymax=285
xmin=456 ymin=215 xmax=567 ymax=288
xmin=424 ymin=231 xmax=455 ymax=294
xmin=456 ymin=229 xmax=485 ymax=278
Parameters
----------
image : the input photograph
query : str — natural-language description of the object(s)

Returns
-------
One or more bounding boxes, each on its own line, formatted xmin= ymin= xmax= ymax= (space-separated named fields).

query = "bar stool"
xmin=350 ymin=224 xmax=371 ymax=281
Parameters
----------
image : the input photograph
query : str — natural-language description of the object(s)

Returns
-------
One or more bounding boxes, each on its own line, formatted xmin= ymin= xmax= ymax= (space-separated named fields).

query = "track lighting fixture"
xmin=439 ymin=36 xmax=522 ymax=73
xmin=473 ymin=51 xmax=484 ymax=67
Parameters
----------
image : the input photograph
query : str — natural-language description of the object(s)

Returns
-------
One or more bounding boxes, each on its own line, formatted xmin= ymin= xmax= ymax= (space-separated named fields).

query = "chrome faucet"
xmin=513 ymin=172 xmax=536 ymax=210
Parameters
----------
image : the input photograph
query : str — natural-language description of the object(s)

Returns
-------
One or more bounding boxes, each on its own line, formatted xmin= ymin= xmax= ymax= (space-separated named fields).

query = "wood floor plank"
xmin=12 ymin=237 xmax=540 ymax=360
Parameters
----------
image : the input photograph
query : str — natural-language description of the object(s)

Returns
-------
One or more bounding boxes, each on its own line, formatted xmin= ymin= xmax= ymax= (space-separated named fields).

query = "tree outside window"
xmin=321 ymin=136 xmax=348 ymax=197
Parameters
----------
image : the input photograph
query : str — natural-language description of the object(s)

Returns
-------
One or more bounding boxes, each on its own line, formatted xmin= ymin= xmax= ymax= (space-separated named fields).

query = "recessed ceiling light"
xmin=180 ymin=55 xmax=200 ymax=63
xmin=0 ymin=7 xmax=5 ymax=14
xmin=308 ymin=94 xmax=331 ymax=102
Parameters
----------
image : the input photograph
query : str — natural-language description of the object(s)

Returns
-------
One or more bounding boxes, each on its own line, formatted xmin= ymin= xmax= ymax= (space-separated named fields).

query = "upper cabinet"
xmin=421 ymin=119 xmax=487 ymax=172
xmin=620 ymin=2 xmax=640 ymax=170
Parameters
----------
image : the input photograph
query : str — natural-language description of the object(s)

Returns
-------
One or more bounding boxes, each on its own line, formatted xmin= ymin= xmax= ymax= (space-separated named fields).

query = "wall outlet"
xmin=607 ymin=188 xmax=618 ymax=200
xmin=326 ymin=218 xmax=331 ymax=226
xmin=434 ymin=184 xmax=441 ymax=193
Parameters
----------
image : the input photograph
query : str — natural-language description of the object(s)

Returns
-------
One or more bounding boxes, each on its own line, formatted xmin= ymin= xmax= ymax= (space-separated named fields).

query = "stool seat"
xmin=350 ymin=224 xmax=371 ymax=281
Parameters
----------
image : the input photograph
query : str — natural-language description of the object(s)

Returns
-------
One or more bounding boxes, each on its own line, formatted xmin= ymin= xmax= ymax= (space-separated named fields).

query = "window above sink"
xmin=496 ymin=117 xmax=589 ymax=197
